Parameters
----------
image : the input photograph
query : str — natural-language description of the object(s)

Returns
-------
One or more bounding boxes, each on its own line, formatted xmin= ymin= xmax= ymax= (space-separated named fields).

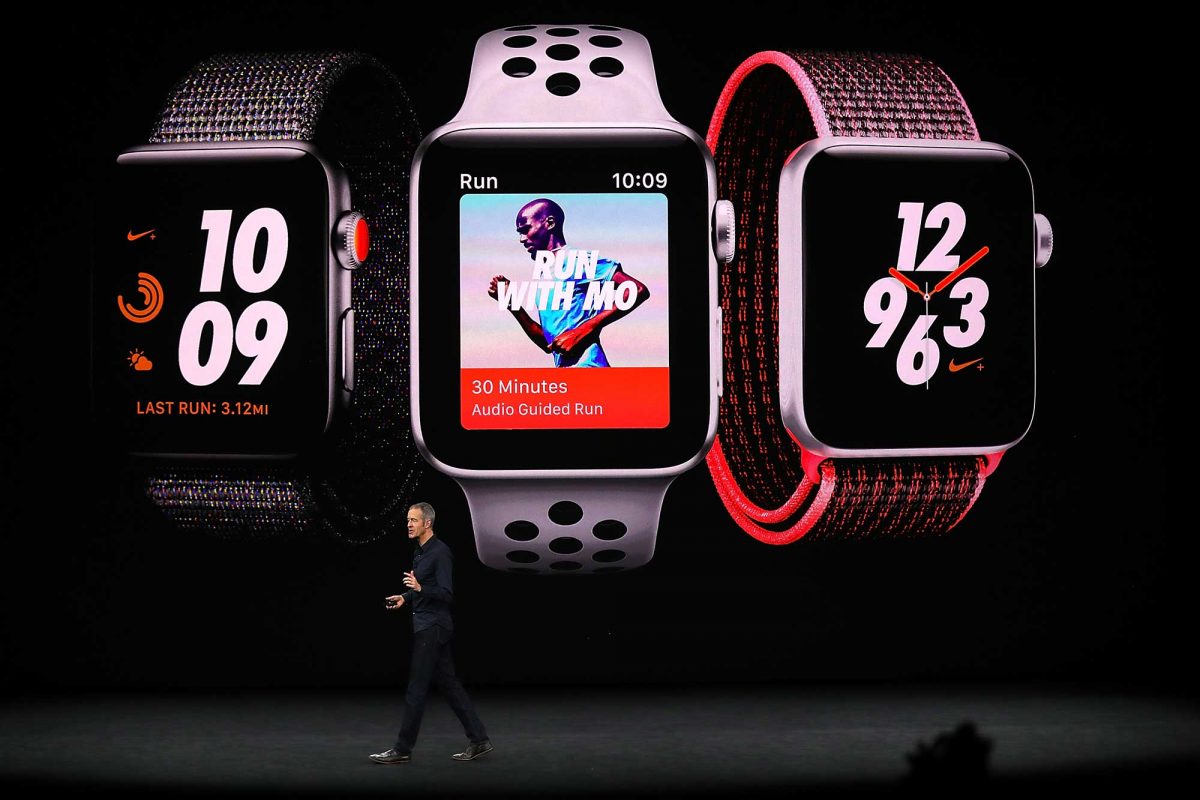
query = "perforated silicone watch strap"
xmin=450 ymin=26 xmax=676 ymax=572
xmin=144 ymin=52 xmax=422 ymax=539
xmin=706 ymin=51 xmax=987 ymax=543
xmin=459 ymin=476 xmax=672 ymax=574
xmin=452 ymin=24 xmax=671 ymax=124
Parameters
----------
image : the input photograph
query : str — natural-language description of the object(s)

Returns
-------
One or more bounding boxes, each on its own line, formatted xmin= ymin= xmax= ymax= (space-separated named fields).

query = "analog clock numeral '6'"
xmin=896 ymin=315 xmax=939 ymax=387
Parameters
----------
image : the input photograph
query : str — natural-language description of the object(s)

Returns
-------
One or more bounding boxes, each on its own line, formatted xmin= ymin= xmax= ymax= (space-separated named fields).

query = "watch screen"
xmin=416 ymin=130 xmax=713 ymax=471
xmin=459 ymin=192 xmax=669 ymax=430
xmin=800 ymin=144 xmax=1035 ymax=451
xmin=93 ymin=148 xmax=335 ymax=456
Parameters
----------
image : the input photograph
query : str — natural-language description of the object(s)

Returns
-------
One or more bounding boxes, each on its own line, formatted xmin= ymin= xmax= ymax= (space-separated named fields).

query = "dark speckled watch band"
xmin=143 ymin=52 xmax=421 ymax=540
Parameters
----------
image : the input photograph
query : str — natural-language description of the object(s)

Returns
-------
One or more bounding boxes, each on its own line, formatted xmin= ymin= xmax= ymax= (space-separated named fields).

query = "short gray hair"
xmin=409 ymin=502 xmax=436 ymax=526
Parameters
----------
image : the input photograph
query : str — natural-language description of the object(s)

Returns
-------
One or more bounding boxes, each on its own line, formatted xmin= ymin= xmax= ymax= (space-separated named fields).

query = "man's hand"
xmin=402 ymin=571 xmax=422 ymax=593
xmin=488 ymin=275 xmax=509 ymax=301
xmin=550 ymin=319 xmax=597 ymax=356
xmin=384 ymin=595 xmax=405 ymax=610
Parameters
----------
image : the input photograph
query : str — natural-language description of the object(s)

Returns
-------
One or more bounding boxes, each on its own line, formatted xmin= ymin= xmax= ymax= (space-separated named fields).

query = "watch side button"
xmin=716 ymin=307 xmax=723 ymax=398
xmin=341 ymin=308 xmax=355 ymax=393
xmin=1035 ymin=213 xmax=1053 ymax=268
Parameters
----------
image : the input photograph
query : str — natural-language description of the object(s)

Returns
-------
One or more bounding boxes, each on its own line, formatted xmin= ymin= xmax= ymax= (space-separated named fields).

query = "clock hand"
xmin=888 ymin=267 xmax=925 ymax=296
xmin=924 ymin=281 xmax=931 ymax=390
xmin=931 ymin=245 xmax=989 ymax=295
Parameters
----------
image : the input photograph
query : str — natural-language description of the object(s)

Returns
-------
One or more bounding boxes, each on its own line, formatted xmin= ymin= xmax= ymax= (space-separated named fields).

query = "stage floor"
xmin=3 ymin=684 xmax=1198 ymax=796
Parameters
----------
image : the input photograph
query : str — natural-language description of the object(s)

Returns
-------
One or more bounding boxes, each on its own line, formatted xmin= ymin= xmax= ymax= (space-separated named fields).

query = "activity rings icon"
xmin=118 ymin=272 xmax=164 ymax=324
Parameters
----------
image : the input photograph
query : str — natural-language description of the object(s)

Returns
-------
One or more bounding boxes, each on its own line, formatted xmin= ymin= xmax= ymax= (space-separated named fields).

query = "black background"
xmin=1 ymin=3 xmax=1171 ymax=693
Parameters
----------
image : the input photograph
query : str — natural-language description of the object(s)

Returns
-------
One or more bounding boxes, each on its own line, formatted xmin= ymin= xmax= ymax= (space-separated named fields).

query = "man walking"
xmin=369 ymin=502 xmax=492 ymax=764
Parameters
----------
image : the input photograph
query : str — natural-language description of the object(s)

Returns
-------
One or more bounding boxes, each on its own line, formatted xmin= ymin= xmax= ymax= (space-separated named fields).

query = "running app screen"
xmin=459 ymin=193 xmax=669 ymax=430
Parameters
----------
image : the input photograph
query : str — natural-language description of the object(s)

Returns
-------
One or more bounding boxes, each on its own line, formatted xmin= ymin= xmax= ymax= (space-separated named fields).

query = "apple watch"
xmin=92 ymin=52 xmax=423 ymax=538
xmin=411 ymin=25 xmax=734 ymax=573
xmin=705 ymin=51 xmax=1053 ymax=542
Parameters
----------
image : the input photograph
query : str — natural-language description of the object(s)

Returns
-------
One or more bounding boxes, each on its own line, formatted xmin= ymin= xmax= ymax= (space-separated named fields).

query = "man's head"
xmin=407 ymin=502 xmax=435 ymax=539
xmin=516 ymin=198 xmax=566 ymax=259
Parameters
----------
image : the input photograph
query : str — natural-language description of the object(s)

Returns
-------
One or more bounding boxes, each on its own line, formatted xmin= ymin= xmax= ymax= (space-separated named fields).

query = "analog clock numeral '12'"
xmin=896 ymin=201 xmax=965 ymax=272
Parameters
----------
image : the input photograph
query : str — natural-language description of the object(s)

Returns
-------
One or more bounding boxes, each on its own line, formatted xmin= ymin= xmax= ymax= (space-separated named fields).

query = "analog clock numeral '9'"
xmin=181 ymin=209 xmax=290 ymax=386
xmin=864 ymin=277 xmax=905 ymax=348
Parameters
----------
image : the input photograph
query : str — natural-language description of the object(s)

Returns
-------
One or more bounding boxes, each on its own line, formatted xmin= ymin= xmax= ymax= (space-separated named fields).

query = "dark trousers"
xmin=395 ymin=626 xmax=488 ymax=752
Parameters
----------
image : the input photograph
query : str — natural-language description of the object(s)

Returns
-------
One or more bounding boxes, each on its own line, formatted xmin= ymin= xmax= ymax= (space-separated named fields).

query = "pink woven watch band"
xmin=705 ymin=50 xmax=988 ymax=543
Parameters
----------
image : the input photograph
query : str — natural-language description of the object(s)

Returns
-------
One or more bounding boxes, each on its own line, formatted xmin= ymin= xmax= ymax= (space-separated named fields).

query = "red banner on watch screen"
xmin=461 ymin=367 xmax=669 ymax=429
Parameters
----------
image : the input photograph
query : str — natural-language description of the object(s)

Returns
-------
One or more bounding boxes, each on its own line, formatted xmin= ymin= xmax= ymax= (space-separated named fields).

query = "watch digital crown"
xmin=336 ymin=211 xmax=369 ymax=270
xmin=1035 ymin=212 xmax=1053 ymax=267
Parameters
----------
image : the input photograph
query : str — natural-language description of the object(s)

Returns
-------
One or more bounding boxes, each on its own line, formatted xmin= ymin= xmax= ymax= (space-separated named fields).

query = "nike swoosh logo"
xmin=127 ymin=229 xmax=155 ymax=241
xmin=948 ymin=358 xmax=983 ymax=372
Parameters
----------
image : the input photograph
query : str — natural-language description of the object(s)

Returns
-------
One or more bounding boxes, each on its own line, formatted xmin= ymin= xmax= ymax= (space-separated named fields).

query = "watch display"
xmin=785 ymin=141 xmax=1036 ymax=454
xmin=460 ymin=191 xmax=669 ymax=430
xmin=414 ymin=129 xmax=713 ymax=471
xmin=94 ymin=147 xmax=341 ymax=457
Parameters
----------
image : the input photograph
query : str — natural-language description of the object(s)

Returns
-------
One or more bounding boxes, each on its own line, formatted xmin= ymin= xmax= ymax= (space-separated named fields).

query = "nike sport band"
xmin=706 ymin=51 xmax=1052 ymax=542
xmin=412 ymin=25 xmax=733 ymax=573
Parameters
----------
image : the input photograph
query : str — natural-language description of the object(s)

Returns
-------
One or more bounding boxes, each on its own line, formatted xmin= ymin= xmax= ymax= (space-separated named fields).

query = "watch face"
xmin=414 ymin=128 xmax=715 ymax=471
xmin=786 ymin=141 xmax=1036 ymax=454
xmin=93 ymin=145 xmax=341 ymax=457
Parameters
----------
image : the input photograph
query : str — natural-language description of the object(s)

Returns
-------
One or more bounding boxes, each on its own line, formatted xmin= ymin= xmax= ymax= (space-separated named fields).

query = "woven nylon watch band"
xmin=144 ymin=52 xmax=422 ymax=540
xmin=442 ymin=25 xmax=678 ymax=573
xmin=706 ymin=51 xmax=988 ymax=544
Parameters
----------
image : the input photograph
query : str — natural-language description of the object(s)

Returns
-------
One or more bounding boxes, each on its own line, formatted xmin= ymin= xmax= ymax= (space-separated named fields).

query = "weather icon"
xmin=127 ymin=349 xmax=153 ymax=372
